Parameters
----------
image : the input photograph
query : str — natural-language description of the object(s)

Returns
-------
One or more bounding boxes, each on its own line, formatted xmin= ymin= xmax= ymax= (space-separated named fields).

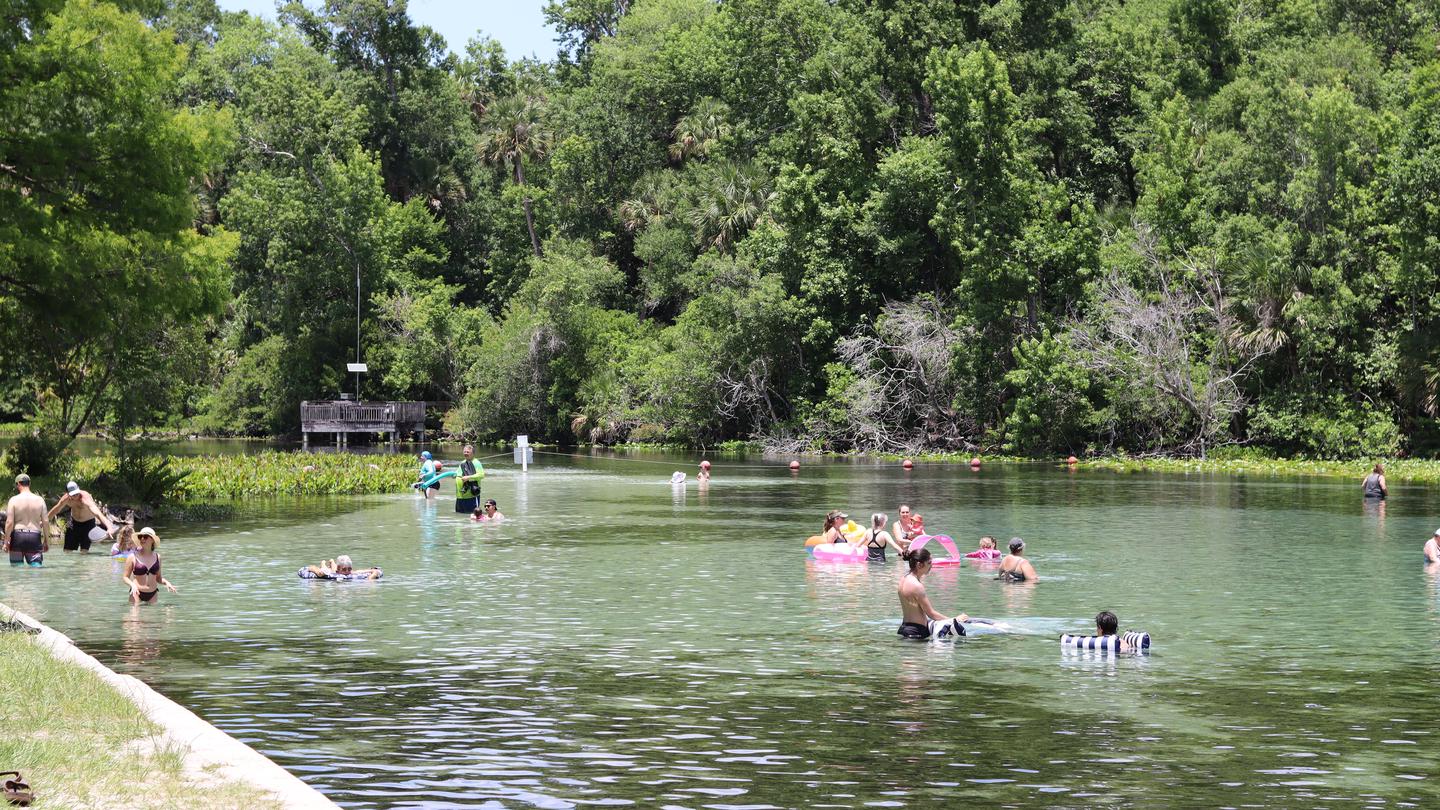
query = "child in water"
xmin=1095 ymin=610 xmax=1133 ymax=652
xmin=965 ymin=535 xmax=1002 ymax=561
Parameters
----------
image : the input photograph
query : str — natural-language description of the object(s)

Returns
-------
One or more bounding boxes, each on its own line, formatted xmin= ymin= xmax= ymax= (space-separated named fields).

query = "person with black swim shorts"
xmin=897 ymin=546 xmax=968 ymax=639
xmin=4 ymin=474 xmax=49 ymax=566
xmin=48 ymin=480 xmax=114 ymax=552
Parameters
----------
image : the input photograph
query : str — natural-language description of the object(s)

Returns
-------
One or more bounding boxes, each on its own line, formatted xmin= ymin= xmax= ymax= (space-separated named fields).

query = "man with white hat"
xmin=1425 ymin=529 xmax=1440 ymax=564
xmin=46 ymin=480 xmax=115 ymax=552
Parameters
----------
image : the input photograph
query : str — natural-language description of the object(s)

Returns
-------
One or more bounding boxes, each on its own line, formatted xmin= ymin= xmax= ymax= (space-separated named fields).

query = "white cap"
xmin=1433 ymin=528 xmax=1440 ymax=536
xmin=65 ymin=481 xmax=80 ymax=495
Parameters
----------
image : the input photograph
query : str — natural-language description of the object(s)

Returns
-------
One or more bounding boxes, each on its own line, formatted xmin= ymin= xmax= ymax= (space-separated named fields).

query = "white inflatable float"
xmin=1060 ymin=631 xmax=1151 ymax=653
xmin=809 ymin=542 xmax=871 ymax=563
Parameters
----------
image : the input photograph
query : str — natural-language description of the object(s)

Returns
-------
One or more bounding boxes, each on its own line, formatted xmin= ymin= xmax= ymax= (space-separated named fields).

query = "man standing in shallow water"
xmin=4 ymin=474 xmax=49 ymax=566
xmin=47 ymin=479 xmax=115 ymax=552
xmin=455 ymin=445 xmax=484 ymax=513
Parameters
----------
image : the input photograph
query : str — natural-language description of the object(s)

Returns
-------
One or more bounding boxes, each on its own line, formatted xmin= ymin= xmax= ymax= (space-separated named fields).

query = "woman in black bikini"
xmin=897 ymin=547 xmax=969 ymax=639
xmin=122 ymin=527 xmax=177 ymax=604
xmin=996 ymin=537 xmax=1038 ymax=582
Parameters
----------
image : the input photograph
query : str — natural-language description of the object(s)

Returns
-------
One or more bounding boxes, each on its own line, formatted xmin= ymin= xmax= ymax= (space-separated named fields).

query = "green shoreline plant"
xmin=65 ymin=452 xmax=418 ymax=501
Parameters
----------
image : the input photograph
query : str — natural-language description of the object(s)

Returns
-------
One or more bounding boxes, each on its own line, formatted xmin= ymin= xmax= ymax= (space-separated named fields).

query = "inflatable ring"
xmin=1060 ymin=631 xmax=1150 ymax=653
xmin=906 ymin=534 xmax=961 ymax=566
xmin=804 ymin=534 xmax=827 ymax=547
xmin=414 ymin=470 xmax=457 ymax=489
xmin=809 ymin=542 xmax=870 ymax=563
xmin=964 ymin=548 xmax=1003 ymax=562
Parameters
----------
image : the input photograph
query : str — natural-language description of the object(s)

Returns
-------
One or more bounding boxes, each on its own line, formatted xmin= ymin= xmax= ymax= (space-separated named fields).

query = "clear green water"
xmin=4 ymin=454 xmax=1440 ymax=808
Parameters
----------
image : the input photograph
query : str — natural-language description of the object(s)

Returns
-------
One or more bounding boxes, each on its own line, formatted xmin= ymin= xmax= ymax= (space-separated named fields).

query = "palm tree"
xmin=476 ymin=93 xmax=552 ymax=257
xmin=686 ymin=160 xmax=775 ymax=252
xmin=669 ymin=97 xmax=732 ymax=163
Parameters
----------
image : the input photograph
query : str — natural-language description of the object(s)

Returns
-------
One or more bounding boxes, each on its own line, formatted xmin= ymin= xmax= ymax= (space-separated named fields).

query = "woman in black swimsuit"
xmin=122 ymin=527 xmax=177 ymax=604
xmin=996 ymin=537 xmax=1038 ymax=582
xmin=854 ymin=512 xmax=904 ymax=562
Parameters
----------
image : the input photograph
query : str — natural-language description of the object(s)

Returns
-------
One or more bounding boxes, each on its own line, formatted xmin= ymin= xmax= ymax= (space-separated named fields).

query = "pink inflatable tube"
xmin=809 ymin=542 xmax=871 ymax=563
xmin=907 ymin=534 xmax=962 ymax=566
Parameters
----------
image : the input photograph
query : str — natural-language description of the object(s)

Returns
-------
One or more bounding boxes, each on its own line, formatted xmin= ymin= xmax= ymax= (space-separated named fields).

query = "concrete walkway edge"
xmin=1 ymin=601 xmax=339 ymax=809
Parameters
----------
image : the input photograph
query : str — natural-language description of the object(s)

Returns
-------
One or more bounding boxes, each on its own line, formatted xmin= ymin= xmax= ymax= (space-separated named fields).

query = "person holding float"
xmin=852 ymin=512 xmax=905 ymax=563
xmin=416 ymin=451 xmax=438 ymax=498
xmin=47 ymin=480 xmax=115 ymax=552
xmin=122 ymin=528 xmax=177 ymax=603
xmin=1061 ymin=610 xmax=1150 ymax=653
xmin=997 ymin=538 xmax=1038 ymax=582
xmin=455 ymin=445 xmax=485 ymax=514
xmin=299 ymin=555 xmax=382 ymax=581
xmin=897 ymin=547 xmax=969 ymax=640
xmin=1363 ymin=463 xmax=1387 ymax=499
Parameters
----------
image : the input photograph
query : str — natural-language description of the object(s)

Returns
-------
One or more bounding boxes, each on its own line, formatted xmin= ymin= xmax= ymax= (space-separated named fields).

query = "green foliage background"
xmin=4 ymin=0 xmax=1440 ymax=458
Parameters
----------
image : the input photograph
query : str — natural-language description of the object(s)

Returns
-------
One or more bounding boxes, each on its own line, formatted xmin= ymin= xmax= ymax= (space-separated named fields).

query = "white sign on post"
xmin=514 ymin=435 xmax=532 ymax=472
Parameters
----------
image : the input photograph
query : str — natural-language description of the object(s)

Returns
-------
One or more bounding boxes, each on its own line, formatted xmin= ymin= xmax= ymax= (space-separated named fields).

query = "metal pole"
xmin=355 ymin=262 xmax=362 ymax=400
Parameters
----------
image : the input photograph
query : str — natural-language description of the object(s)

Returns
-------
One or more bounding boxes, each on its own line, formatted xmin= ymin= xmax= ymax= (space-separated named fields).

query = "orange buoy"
xmin=902 ymin=459 xmax=914 ymax=469
xmin=1066 ymin=455 xmax=1078 ymax=465
xmin=789 ymin=460 xmax=801 ymax=470
xmin=969 ymin=457 xmax=981 ymax=467
xmin=804 ymin=534 xmax=827 ymax=547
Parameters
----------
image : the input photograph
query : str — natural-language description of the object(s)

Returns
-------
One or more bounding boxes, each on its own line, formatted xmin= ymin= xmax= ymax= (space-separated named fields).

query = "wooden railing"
xmin=300 ymin=401 xmax=427 ymax=430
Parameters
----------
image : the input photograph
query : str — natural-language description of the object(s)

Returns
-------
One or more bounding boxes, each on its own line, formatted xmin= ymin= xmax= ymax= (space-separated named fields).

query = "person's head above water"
xmin=980 ymin=536 xmax=997 ymax=550
xmin=335 ymin=555 xmax=353 ymax=574
xmin=1009 ymin=537 xmax=1025 ymax=554
xmin=421 ymin=451 xmax=432 ymax=460
xmin=1096 ymin=610 xmax=1118 ymax=636
xmin=871 ymin=512 xmax=888 ymax=531
xmin=900 ymin=547 xmax=931 ymax=573
xmin=136 ymin=527 xmax=159 ymax=549
xmin=1374 ymin=462 xmax=1385 ymax=475
xmin=898 ymin=504 xmax=911 ymax=520
xmin=483 ymin=499 xmax=498 ymax=513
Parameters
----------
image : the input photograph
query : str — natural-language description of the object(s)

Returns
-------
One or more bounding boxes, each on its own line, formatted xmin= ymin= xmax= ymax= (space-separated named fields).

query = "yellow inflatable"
xmin=805 ymin=520 xmax=866 ymax=546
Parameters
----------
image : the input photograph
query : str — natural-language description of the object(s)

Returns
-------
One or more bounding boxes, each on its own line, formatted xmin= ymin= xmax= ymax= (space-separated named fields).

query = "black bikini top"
xmin=132 ymin=554 xmax=160 ymax=576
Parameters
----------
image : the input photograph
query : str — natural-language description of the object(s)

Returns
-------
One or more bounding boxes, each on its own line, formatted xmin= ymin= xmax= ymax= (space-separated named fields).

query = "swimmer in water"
xmin=110 ymin=524 xmax=138 ymax=557
xmin=471 ymin=499 xmax=505 ymax=522
xmin=996 ymin=537 xmax=1038 ymax=582
xmin=852 ymin=512 xmax=904 ymax=562
xmin=1425 ymin=529 xmax=1440 ymax=564
xmin=966 ymin=535 xmax=1001 ymax=560
xmin=819 ymin=511 xmax=848 ymax=543
xmin=897 ymin=547 xmax=969 ymax=639
xmin=122 ymin=528 xmax=177 ymax=603
xmin=4 ymin=474 xmax=48 ymax=566
xmin=303 ymin=555 xmax=382 ymax=580
xmin=1094 ymin=610 xmax=1133 ymax=652
xmin=895 ymin=504 xmax=920 ymax=547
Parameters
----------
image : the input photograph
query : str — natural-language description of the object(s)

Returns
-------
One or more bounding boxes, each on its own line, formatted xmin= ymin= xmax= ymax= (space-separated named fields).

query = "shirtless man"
xmin=4 ymin=473 xmax=49 ymax=566
xmin=473 ymin=499 xmax=504 ymax=522
xmin=47 ymin=480 xmax=115 ymax=552
xmin=1424 ymin=529 xmax=1440 ymax=563
xmin=1094 ymin=610 xmax=1134 ymax=652
xmin=897 ymin=546 xmax=968 ymax=639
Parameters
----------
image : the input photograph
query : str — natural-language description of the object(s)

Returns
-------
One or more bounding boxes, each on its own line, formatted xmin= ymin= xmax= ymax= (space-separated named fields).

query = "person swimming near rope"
xmin=996 ymin=537 xmax=1038 ymax=582
xmin=4 ymin=474 xmax=48 ymax=566
xmin=897 ymin=547 xmax=969 ymax=640
xmin=455 ymin=444 xmax=485 ymax=513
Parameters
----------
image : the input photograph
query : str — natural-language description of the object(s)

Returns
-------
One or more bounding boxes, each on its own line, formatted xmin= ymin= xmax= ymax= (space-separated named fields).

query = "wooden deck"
xmin=300 ymin=400 xmax=427 ymax=446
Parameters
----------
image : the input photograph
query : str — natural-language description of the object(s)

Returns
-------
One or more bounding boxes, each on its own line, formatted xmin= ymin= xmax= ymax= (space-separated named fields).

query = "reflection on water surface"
xmin=4 ymin=456 xmax=1440 ymax=808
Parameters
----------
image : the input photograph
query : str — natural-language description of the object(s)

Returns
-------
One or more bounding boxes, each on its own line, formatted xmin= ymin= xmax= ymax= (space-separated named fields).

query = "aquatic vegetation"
xmin=72 ymin=452 xmax=416 ymax=500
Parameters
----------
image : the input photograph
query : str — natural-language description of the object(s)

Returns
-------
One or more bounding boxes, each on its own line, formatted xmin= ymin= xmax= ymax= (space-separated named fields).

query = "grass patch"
xmin=1076 ymin=455 xmax=1440 ymax=482
xmin=0 ymin=632 xmax=278 ymax=809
